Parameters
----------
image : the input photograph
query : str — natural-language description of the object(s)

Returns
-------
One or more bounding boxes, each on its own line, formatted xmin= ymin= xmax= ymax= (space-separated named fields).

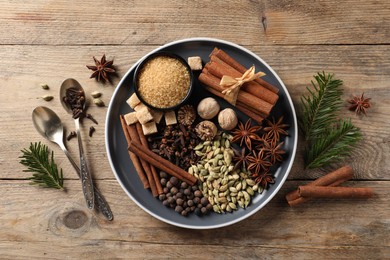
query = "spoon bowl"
xmin=32 ymin=106 xmax=64 ymax=143
xmin=59 ymin=78 xmax=86 ymax=114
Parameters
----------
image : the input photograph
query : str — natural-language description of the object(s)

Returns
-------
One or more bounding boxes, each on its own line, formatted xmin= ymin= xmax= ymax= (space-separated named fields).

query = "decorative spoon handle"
xmin=59 ymin=142 xmax=113 ymax=220
xmin=94 ymin=187 xmax=114 ymax=221
xmin=74 ymin=118 xmax=95 ymax=209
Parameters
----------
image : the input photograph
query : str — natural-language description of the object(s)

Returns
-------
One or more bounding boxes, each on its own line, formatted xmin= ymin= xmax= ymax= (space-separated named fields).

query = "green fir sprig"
xmin=19 ymin=142 xmax=64 ymax=189
xmin=300 ymin=72 xmax=362 ymax=169
xmin=300 ymin=72 xmax=343 ymax=141
xmin=305 ymin=119 xmax=361 ymax=169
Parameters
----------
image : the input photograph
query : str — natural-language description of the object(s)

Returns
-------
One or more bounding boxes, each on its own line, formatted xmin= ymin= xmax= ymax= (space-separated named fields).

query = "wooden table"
xmin=1 ymin=1 xmax=389 ymax=258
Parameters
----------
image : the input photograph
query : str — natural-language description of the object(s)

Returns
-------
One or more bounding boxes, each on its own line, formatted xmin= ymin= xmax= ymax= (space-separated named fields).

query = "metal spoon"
xmin=59 ymin=78 xmax=94 ymax=209
xmin=32 ymin=106 xmax=113 ymax=221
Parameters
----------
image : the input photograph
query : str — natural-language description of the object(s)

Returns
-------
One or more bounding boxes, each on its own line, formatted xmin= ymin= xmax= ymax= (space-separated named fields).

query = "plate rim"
xmin=105 ymin=37 xmax=298 ymax=229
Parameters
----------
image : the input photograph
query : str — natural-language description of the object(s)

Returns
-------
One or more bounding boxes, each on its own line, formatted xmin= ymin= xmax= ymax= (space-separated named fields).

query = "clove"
xmin=89 ymin=126 xmax=95 ymax=137
xmin=66 ymin=131 xmax=77 ymax=141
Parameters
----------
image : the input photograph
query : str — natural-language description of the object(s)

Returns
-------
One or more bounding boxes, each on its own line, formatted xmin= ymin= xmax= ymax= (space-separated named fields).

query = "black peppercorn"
xmin=181 ymin=182 xmax=188 ymax=189
xmin=175 ymin=205 xmax=183 ymax=213
xmin=167 ymin=197 xmax=175 ymax=204
xmin=159 ymin=194 xmax=166 ymax=201
xmin=194 ymin=208 xmax=201 ymax=216
xmin=170 ymin=187 xmax=178 ymax=195
xmin=160 ymin=171 xmax=168 ymax=179
xmin=200 ymin=197 xmax=208 ymax=206
xmin=170 ymin=176 xmax=179 ymax=186
xmin=184 ymin=188 xmax=191 ymax=196
xmin=194 ymin=190 xmax=202 ymax=198
xmin=176 ymin=198 xmax=184 ymax=206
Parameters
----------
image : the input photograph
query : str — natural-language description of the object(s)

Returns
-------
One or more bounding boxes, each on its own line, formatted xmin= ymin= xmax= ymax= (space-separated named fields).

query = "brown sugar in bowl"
xmin=133 ymin=52 xmax=194 ymax=111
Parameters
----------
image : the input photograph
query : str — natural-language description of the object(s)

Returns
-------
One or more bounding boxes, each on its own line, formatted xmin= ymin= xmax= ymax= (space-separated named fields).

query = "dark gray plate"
xmin=105 ymin=38 xmax=298 ymax=229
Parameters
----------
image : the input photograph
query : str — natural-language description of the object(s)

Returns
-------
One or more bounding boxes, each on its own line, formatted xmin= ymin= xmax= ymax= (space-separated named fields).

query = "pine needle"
xmin=305 ymin=119 xmax=362 ymax=169
xmin=19 ymin=142 xmax=64 ymax=189
xmin=300 ymin=72 xmax=343 ymax=141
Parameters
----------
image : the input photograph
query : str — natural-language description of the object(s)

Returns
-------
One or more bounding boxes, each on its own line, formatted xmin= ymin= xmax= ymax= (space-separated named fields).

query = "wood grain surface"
xmin=1 ymin=0 xmax=389 ymax=259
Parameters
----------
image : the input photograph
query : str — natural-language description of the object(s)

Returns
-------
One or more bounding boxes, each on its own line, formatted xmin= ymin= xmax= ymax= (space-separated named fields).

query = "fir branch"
xmin=305 ymin=119 xmax=362 ymax=169
xmin=300 ymin=72 xmax=362 ymax=169
xmin=300 ymin=72 xmax=343 ymax=141
xmin=19 ymin=142 xmax=64 ymax=189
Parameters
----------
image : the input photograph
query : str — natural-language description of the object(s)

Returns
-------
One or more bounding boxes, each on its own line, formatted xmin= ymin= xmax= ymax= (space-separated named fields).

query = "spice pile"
xmin=119 ymin=48 xmax=291 ymax=217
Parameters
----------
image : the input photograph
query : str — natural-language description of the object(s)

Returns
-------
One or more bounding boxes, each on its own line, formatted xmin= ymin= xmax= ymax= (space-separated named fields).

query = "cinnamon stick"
xmin=286 ymin=165 xmax=354 ymax=206
xmin=135 ymin=122 xmax=163 ymax=196
xmin=119 ymin=115 xmax=149 ymax=189
xmin=234 ymin=102 xmax=264 ymax=124
xmin=128 ymin=140 xmax=197 ymax=186
xmin=127 ymin=123 xmax=158 ymax=197
xmin=298 ymin=186 xmax=374 ymax=199
xmin=199 ymin=68 xmax=272 ymax=117
xmin=207 ymin=55 xmax=279 ymax=105
xmin=210 ymin=47 xmax=279 ymax=93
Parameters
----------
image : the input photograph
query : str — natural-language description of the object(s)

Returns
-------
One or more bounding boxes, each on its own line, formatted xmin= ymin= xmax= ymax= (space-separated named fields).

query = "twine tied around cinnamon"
xmin=219 ymin=65 xmax=266 ymax=105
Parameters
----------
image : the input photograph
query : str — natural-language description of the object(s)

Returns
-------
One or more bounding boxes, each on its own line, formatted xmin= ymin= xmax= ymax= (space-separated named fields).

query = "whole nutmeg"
xmin=218 ymin=108 xmax=238 ymax=130
xmin=195 ymin=120 xmax=218 ymax=141
xmin=197 ymin=97 xmax=220 ymax=119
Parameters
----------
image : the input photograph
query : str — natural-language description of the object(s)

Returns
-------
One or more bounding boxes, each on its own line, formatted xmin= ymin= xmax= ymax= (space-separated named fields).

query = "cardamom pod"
xmin=41 ymin=95 xmax=53 ymax=101
xmin=246 ymin=179 xmax=255 ymax=186
xmin=91 ymin=91 xmax=102 ymax=98
xmin=246 ymin=186 xmax=254 ymax=196
xmin=236 ymin=182 xmax=242 ymax=191
xmin=229 ymin=202 xmax=237 ymax=210
xmin=93 ymin=98 xmax=105 ymax=107
xmin=40 ymin=84 xmax=49 ymax=90
xmin=226 ymin=204 xmax=232 ymax=212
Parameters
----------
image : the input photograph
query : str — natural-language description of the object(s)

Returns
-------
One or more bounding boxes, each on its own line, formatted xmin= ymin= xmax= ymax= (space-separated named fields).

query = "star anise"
xmin=263 ymin=116 xmax=289 ymax=144
xmin=255 ymin=171 xmax=275 ymax=189
xmin=232 ymin=148 xmax=251 ymax=171
xmin=231 ymin=119 xmax=262 ymax=150
xmin=348 ymin=92 xmax=371 ymax=115
xmin=262 ymin=140 xmax=286 ymax=164
xmin=86 ymin=54 xmax=116 ymax=82
xmin=247 ymin=149 xmax=272 ymax=176
xmin=253 ymin=133 xmax=272 ymax=150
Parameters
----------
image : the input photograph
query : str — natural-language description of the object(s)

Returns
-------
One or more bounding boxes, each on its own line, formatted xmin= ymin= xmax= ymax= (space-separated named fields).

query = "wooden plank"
xmin=0 ymin=0 xmax=389 ymax=45
xmin=1 ymin=44 xmax=389 ymax=180
xmin=0 ymin=180 xmax=388 ymax=258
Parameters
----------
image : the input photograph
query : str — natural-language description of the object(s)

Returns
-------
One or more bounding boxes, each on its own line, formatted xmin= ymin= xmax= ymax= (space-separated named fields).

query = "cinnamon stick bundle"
xmin=119 ymin=115 xmax=149 ymax=189
xmin=199 ymin=68 xmax=272 ymax=117
xmin=210 ymin=47 xmax=279 ymax=93
xmin=298 ymin=186 xmax=374 ymax=199
xmin=207 ymin=55 xmax=279 ymax=105
xmin=128 ymin=140 xmax=197 ymax=186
